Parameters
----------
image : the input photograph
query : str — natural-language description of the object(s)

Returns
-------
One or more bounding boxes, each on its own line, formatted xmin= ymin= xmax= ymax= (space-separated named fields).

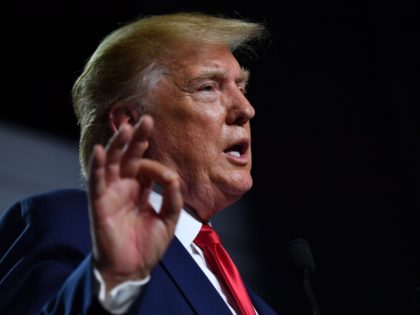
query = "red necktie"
xmin=194 ymin=224 xmax=255 ymax=315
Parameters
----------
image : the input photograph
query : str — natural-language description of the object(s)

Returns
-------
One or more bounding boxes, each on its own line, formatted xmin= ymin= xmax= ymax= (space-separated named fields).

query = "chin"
xmin=222 ymin=174 xmax=253 ymax=197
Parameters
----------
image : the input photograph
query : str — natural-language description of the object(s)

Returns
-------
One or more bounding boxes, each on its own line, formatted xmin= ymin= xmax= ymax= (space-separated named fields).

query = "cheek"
xmin=151 ymin=102 xmax=225 ymax=165
xmin=200 ymin=105 xmax=225 ymax=122
xmin=181 ymin=115 xmax=224 ymax=153
xmin=150 ymin=127 xmax=213 ymax=170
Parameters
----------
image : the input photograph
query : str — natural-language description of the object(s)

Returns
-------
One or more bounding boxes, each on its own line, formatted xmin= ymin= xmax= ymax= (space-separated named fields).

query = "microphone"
xmin=289 ymin=238 xmax=321 ymax=315
xmin=412 ymin=286 xmax=420 ymax=310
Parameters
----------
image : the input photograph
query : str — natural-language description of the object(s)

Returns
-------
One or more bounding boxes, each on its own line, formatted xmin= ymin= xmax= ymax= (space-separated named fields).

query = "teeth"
xmin=227 ymin=151 xmax=241 ymax=157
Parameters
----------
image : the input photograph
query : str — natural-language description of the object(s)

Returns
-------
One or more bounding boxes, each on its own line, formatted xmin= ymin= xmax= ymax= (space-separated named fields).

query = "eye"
xmin=198 ymin=84 xmax=216 ymax=92
xmin=194 ymin=82 xmax=219 ymax=102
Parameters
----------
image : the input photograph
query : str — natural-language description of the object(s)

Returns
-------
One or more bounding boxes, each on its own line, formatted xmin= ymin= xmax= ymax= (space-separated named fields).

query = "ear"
xmin=108 ymin=102 xmax=142 ymax=133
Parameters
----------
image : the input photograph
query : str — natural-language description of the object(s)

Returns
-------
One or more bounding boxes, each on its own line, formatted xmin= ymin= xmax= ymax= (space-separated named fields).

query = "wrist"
xmin=94 ymin=262 xmax=150 ymax=293
xmin=93 ymin=268 xmax=150 ymax=314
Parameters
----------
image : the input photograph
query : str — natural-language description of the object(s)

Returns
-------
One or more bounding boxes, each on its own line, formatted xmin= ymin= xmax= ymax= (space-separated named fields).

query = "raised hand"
xmin=88 ymin=115 xmax=182 ymax=291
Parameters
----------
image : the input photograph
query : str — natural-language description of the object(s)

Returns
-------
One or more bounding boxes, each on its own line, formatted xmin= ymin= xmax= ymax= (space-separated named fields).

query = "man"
xmin=0 ymin=12 xmax=277 ymax=314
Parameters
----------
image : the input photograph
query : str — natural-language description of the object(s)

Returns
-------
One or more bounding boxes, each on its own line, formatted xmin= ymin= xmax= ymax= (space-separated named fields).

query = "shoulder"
xmin=1 ymin=188 xmax=88 ymax=226
xmin=0 ymin=189 xmax=91 ymax=255
xmin=2 ymin=188 xmax=87 ymax=217
xmin=0 ymin=189 xmax=92 ymax=314
xmin=20 ymin=188 xmax=88 ymax=211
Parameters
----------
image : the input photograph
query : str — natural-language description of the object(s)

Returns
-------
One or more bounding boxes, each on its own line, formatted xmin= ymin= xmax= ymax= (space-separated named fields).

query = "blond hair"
xmin=72 ymin=12 xmax=267 ymax=177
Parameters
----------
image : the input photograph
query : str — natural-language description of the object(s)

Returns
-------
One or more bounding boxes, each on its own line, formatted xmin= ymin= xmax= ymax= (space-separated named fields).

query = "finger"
xmin=120 ymin=115 xmax=154 ymax=178
xmin=136 ymin=159 xmax=178 ymax=188
xmin=105 ymin=124 xmax=134 ymax=182
xmin=160 ymin=178 xmax=182 ymax=226
xmin=88 ymin=144 xmax=107 ymax=201
xmin=135 ymin=159 xmax=181 ymax=219
xmin=138 ymin=170 xmax=154 ymax=209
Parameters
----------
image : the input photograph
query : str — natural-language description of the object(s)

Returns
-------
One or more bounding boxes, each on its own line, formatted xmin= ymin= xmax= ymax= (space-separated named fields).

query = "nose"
xmin=226 ymin=88 xmax=256 ymax=126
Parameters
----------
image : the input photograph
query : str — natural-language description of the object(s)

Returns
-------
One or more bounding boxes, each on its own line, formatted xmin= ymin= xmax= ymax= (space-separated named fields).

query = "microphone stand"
xmin=302 ymin=267 xmax=321 ymax=315
xmin=288 ymin=238 xmax=321 ymax=315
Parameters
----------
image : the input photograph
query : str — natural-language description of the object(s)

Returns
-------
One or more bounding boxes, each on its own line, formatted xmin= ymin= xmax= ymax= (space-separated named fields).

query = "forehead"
xmin=166 ymin=44 xmax=245 ymax=79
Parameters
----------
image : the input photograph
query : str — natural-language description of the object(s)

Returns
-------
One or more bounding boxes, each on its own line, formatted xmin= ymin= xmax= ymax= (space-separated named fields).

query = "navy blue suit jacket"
xmin=0 ymin=189 xmax=278 ymax=315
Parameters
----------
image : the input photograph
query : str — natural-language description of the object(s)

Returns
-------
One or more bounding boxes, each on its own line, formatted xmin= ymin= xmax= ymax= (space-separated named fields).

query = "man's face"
xmin=147 ymin=44 xmax=255 ymax=220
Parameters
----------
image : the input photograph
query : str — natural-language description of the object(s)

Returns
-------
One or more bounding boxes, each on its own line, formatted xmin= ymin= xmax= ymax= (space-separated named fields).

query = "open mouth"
xmin=223 ymin=141 xmax=249 ymax=158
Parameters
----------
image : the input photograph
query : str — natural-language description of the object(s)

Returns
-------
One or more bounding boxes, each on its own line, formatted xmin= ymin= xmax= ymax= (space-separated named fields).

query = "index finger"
xmin=120 ymin=115 xmax=154 ymax=177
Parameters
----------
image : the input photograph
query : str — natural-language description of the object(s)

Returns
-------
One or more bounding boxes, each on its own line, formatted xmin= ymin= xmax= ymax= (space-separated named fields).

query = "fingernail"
xmin=119 ymin=124 xmax=128 ymax=132
xmin=163 ymin=170 xmax=177 ymax=181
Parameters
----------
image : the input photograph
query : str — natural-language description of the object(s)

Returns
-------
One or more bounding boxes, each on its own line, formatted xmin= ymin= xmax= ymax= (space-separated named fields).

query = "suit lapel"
xmin=247 ymin=286 xmax=278 ymax=315
xmin=161 ymin=237 xmax=232 ymax=315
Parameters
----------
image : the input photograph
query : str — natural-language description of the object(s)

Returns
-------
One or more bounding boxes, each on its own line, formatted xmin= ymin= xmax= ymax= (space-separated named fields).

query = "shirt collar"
xmin=149 ymin=190 xmax=202 ymax=249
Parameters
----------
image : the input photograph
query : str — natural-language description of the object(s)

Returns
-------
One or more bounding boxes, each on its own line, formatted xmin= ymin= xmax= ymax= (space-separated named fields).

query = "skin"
xmin=88 ymin=43 xmax=255 ymax=292
xmin=147 ymin=44 xmax=255 ymax=221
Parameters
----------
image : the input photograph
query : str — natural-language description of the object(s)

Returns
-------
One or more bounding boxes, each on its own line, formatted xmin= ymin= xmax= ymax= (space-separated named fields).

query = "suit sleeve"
xmin=0 ymin=190 xmax=108 ymax=315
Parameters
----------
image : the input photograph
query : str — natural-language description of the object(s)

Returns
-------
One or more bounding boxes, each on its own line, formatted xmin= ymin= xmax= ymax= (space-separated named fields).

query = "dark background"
xmin=2 ymin=1 xmax=419 ymax=314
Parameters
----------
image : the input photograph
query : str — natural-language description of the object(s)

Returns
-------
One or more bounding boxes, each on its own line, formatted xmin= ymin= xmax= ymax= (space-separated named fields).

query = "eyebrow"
xmin=188 ymin=68 xmax=250 ymax=86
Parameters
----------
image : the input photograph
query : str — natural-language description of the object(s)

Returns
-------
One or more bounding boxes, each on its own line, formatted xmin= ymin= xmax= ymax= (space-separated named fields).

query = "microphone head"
xmin=412 ymin=286 xmax=420 ymax=310
xmin=288 ymin=238 xmax=316 ymax=273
